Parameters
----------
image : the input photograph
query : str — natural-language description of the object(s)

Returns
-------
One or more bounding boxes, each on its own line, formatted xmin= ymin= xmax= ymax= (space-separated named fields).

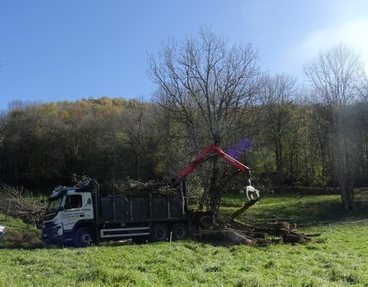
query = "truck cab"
xmin=42 ymin=184 xmax=95 ymax=246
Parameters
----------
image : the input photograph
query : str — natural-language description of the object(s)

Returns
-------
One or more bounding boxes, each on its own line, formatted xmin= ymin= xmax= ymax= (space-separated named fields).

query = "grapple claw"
xmin=246 ymin=185 xmax=260 ymax=201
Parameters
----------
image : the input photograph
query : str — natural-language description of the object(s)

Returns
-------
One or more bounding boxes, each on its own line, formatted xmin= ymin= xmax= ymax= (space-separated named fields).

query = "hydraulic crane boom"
xmin=177 ymin=144 xmax=250 ymax=181
xmin=175 ymin=144 xmax=259 ymax=200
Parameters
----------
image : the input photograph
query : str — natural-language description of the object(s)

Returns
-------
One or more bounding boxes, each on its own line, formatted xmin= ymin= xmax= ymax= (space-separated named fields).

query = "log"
xmin=228 ymin=219 xmax=253 ymax=232
xmin=225 ymin=219 xmax=312 ymax=246
xmin=283 ymin=232 xmax=310 ymax=244
xmin=248 ymin=221 xmax=294 ymax=235
xmin=225 ymin=230 xmax=255 ymax=245
xmin=249 ymin=232 xmax=268 ymax=240
xmin=229 ymin=198 xmax=260 ymax=221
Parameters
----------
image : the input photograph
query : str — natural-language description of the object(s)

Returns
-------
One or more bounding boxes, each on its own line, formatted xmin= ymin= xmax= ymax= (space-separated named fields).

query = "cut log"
xmin=229 ymin=198 xmax=260 ymax=221
xmin=225 ymin=230 xmax=255 ymax=245
xmin=249 ymin=232 xmax=268 ymax=240
xmin=228 ymin=219 xmax=253 ymax=232
xmin=283 ymin=232 xmax=311 ymax=244
xmin=223 ymin=219 xmax=312 ymax=246
xmin=246 ymin=221 xmax=295 ymax=236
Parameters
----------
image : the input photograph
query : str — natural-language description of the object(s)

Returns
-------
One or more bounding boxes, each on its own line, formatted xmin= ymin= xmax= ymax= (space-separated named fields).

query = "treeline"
xmin=0 ymin=95 xmax=367 ymax=190
xmin=1 ymin=29 xmax=367 ymax=211
xmin=0 ymin=98 xmax=163 ymax=187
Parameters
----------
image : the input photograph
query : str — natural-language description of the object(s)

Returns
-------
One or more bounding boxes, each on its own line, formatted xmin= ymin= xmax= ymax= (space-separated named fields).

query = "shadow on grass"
xmin=0 ymin=242 xmax=47 ymax=250
xmin=0 ymin=229 xmax=47 ymax=250
xmin=0 ymin=213 xmax=46 ymax=250
xmin=274 ymin=200 xmax=368 ymax=226
xmin=221 ymin=192 xmax=368 ymax=227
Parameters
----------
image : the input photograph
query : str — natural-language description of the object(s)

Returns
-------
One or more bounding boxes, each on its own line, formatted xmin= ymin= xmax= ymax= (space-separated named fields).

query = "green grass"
xmin=1 ymin=193 xmax=368 ymax=286
xmin=221 ymin=192 xmax=368 ymax=225
xmin=0 ymin=213 xmax=43 ymax=249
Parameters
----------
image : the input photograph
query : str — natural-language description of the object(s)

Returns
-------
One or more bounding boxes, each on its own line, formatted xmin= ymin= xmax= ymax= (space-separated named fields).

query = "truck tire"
xmin=150 ymin=224 xmax=169 ymax=242
xmin=172 ymin=223 xmax=188 ymax=240
xmin=74 ymin=227 xmax=94 ymax=247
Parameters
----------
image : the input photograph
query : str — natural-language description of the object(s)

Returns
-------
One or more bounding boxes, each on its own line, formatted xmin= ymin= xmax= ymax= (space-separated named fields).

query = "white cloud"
xmin=285 ymin=19 xmax=368 ymax=77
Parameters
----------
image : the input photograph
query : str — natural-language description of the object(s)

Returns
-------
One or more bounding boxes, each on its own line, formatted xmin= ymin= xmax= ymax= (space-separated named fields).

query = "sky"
xmin=0 ymin=0 xmax=368 ymax=110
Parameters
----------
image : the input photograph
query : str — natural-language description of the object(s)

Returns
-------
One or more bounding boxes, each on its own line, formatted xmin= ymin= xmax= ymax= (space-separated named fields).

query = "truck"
xmin=42 ymin=144 xmax=259 ymax=247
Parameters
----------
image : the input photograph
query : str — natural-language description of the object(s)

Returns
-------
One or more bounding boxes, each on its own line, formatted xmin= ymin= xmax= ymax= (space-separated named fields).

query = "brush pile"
xmin=0 ymin=185 xmax=44 ymax=226
xmin=194 ymin=219 xmax=313 ymax=246
xmin=110 ymin=179 xmax=178 ymax=196
xmin=194 ymin=199 xmax=315 ymax=246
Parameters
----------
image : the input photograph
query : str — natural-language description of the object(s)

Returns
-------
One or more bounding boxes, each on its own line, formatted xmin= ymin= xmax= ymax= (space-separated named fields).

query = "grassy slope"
xmin=1 ymin=193 xmax=368 ymax=286
xmin=0 ymin=213 xmax=42 ymax=249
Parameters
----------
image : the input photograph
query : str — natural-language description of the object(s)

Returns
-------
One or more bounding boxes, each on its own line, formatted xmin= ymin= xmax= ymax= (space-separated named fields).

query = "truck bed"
xmin=99 ymin=194 xmax=186 ymax=223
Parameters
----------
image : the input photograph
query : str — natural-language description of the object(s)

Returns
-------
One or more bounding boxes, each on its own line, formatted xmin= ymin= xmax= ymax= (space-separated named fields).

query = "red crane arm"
xmin=176 ymin=144 xmax=250 ymax=183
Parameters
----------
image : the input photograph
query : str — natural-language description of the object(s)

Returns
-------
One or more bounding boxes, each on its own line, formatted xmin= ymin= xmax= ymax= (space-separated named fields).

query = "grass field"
xmin=1 ymin=193 xmax=368 ymax=286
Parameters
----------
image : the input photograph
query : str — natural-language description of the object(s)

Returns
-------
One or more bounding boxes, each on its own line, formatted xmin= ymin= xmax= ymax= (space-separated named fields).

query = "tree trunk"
xmin=209 ymin=157 xmax=220 ymax=213
xmin=335 ymin=112 xmax=355 ymax=211
xmin=275 ymin=143 xmax=283 ymax=187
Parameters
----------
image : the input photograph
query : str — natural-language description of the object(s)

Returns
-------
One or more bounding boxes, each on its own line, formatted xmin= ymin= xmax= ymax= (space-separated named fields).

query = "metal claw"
xmin=245 ymin=185 xmax=260 ymax=201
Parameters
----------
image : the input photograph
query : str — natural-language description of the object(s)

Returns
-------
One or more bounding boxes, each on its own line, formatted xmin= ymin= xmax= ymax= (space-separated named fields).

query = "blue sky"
xmin=0 ymin=0 xmax=367 ymax=110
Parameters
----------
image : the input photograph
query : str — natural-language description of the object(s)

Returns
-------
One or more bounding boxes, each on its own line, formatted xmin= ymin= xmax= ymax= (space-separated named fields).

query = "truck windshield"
xmin=45 ymin=196 xmax=63 ymax=214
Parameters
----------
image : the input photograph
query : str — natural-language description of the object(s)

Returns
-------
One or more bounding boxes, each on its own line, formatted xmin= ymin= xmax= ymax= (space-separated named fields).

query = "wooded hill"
xmin=0 ymin=96 xmax=367 ymax=193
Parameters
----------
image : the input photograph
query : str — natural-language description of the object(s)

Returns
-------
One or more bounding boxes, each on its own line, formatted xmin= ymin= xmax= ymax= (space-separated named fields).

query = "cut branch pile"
xmin=194 ymin=219 xmax=312 ymax=246
xmin=0 ymin=185 xmax=45 ymax=226
xmin=194 ymin=199 xmax=313 ymax=246
xmin=111 ymin=180 xmax=178 ymax=197
xmin=228 ymin=219 xmax=311 ymax=245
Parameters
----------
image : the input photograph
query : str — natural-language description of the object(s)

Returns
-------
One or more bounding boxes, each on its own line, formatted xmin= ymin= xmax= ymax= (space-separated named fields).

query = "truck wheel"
xmin=150 ymin=224 xmax=169 ymax=242
xmin=74 ymin=227 xmax=94 ymax=247
xmin=172 ymin=223 xmax=188 ymax=240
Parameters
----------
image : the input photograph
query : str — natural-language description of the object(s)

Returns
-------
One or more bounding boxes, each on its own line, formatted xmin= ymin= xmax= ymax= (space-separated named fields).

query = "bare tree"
xmin=120 ymin=101 xmax=160 ymax=180
xmin=149 ymin=28 xmax=259 ymax=212
xmin=305 ymin=45 xmax=363 ymax=211
xmin=358 ymin=72 xmax=368 ymax=103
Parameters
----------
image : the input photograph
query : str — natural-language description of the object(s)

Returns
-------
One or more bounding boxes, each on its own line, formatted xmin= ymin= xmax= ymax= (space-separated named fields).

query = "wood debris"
xmin=0 ymin=185 xmax=44 ymax=226
xmin=110 ymin=180 xmax=178 ymax=197
xmin=194 ymin=198 xmax=313 ymax=246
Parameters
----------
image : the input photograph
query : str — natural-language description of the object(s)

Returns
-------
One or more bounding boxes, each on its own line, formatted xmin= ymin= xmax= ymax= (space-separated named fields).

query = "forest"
xmin=0 ymin=30 xmax=367 ymax=212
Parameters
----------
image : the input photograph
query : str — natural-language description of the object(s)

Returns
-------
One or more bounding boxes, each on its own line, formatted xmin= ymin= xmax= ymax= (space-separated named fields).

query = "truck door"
xmin=62 ymin=193 xmax=84 ymax=231
xmin=81 ymin=193 xmax=94 ymax=220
